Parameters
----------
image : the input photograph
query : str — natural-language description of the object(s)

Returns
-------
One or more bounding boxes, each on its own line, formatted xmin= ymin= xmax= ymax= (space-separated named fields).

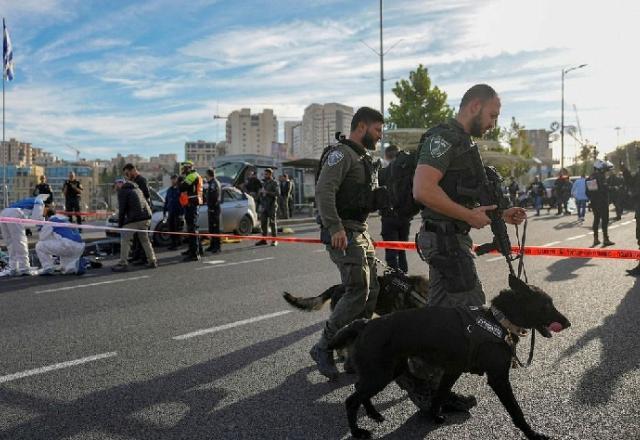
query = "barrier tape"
xmin=56 ymin=211 xmax=114 ymax=217
xmin=1 ymin=216 xmax=639 ymax=260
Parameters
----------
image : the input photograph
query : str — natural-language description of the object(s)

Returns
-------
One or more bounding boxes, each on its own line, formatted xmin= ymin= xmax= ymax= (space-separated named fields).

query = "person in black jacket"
xmin=123 ymin=163 xmax=151 ymax=264
xmin=205 ymin=169 xmax=221 ymax=253
xmin=112 ymin=178 xmax=157 ymax=272
xmin=62 ymin=172 xmax=83 ymax=225
xmin=164 ymin=175 xmax=184 ymax=250
xmin=586 ymin=160 xmax=615 ymax=247
xmin=33 ymin=175 xmax=53 ymax=206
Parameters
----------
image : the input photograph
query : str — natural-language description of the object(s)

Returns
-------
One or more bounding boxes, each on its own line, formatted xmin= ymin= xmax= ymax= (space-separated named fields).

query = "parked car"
xmin=106 ymin=186 xmax=258 ymax=246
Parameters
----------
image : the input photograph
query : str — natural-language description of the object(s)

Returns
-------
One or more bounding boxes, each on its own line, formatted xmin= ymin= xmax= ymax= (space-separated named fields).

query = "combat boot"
xmin=626 ymin=263 xmax=640 ymax=276
xmin=602 ymin=236 xmax=615 ymax=247
xmin=310 ymin=333 xmax=338 ymax=380
xmin=591 ymin=234 xmax=601 ymax=247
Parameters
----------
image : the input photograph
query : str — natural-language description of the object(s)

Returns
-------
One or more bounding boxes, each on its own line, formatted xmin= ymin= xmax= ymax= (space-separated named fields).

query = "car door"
xmin=221 ymin=188 xmax=244 ymax=232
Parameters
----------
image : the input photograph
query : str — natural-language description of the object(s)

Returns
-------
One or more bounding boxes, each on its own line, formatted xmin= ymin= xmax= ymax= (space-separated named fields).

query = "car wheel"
xmin=236 ymin=215 xmax=253 ymax=235
xmin=153 ymin=222 xmax=172 ymax=247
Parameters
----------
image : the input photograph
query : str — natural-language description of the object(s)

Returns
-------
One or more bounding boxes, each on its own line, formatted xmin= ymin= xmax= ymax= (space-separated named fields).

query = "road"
xmin=0 ymin=209 xmax=638 ymax=439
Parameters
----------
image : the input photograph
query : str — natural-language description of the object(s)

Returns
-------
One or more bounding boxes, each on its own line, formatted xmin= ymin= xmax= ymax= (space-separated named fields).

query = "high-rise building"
xmin=185 ymin=140 xmax=217 ymax=168
xmin=284 ymin=121 xmax=302 ymax=157
xmin=302 ymin=103 xmax=353 ymax=158
xmin=0 ymin=138 xmax=35 ymax=166
xmin=225 ymin=108 xmax=278 ymax=156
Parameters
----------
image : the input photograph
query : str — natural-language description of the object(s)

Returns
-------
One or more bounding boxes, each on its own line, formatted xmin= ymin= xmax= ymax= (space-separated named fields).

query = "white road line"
xmin=195 ymin=257 xmax=274 ymax=271
xmin=313 ymin=248 xmax=326 ymax=253
xmin=0 ymin=352 xmax=117 ymax=384
xmin=35 ymin=276 xmax=150 ymax=294
xmin=541 ymin=241 xmax=561 ymax=247
xmin=204 ymin=260 xmax=226 ymax=265
xmin=486 ymin=256 xmax=504 ymax=262
xmin=622 ymin=221 xmax=632 ymax=225
xmin=173 ymin=310 xmax=292 ymax=340
xmin=609 ymin=225 xmax=620 ymax=229
xmin=567 ymin=234 xmax=587 ymax=240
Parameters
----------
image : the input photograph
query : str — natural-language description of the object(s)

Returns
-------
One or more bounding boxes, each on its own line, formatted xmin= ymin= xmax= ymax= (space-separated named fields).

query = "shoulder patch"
xmin=326 ymin=150 xmax=345 ymax=167
xmin=429 ymin=136 xmax=452 ymax=158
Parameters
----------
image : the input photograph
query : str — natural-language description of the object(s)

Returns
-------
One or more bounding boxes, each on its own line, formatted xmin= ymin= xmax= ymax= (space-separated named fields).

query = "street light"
xmin=561 ymin=63 xmax=587 ymax=169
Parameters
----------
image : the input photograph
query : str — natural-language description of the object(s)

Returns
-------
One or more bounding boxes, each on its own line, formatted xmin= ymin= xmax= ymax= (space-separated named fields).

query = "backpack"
xmin=585 ymin=177 xmax=599 ymax=193
xmin=385 ymin=149 xmax=422 ymax=218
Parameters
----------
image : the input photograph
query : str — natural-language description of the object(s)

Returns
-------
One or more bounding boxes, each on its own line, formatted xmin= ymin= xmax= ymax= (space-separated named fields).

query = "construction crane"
xmin=66 ymin=144 xmax=81 ymax=162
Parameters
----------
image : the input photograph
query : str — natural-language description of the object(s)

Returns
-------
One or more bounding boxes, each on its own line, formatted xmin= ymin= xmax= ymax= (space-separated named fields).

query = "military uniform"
xmin=312 ymin=139 xmax=381 ymax=375
xmin=260 ymin=177 xmax=280 ymax=240
xmin=416 ymin=118 xmax=486 ymax=308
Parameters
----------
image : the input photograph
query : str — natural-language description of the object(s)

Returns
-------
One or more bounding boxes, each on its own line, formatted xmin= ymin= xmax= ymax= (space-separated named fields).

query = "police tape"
xmin=56 ymin=210 xmax=114 ymax=217
xmin=1 ymin=216 xmax=639 ymax=260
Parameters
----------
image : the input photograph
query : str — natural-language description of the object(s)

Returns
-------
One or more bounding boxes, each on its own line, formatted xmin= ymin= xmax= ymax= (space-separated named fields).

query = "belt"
xmin=422 ymin=219 xmax=470 ymax=235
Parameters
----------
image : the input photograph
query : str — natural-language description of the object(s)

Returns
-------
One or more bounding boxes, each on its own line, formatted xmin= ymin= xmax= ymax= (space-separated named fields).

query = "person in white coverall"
xmin=0 ymin=195 xmax=47 ymax=277
xmin=35 ymin=209 xmax=86 ymax=275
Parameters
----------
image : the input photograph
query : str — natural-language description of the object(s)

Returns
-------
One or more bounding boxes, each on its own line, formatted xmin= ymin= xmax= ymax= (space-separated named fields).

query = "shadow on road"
xmin=553 ymin=220 xmax=582 ymax=230
xmin=544 ymin=258 xmax=594 ymax=282
xmin=0 ymin=322 xmax=328 ymax=440
xmin=560 ymin=277 xmax=640 ymax=405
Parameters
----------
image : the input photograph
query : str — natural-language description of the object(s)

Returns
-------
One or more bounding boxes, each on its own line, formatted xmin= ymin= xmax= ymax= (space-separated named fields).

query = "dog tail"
xmin=282 ymin=286 xmax=336 ymax=312
xmin=327 ymin=319 xmax=369 ymax=350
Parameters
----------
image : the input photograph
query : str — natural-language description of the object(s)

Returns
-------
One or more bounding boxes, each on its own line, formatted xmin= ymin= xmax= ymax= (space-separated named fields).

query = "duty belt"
xmin=422 ymin=219 xmax=470 ymax=235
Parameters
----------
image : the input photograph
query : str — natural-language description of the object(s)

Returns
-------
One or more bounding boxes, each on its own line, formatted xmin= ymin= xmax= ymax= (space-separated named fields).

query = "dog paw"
xmin=429 ymin=410 xmax=445 ymax=424
xmin=351 ymin=427 xmax=372 ymax=439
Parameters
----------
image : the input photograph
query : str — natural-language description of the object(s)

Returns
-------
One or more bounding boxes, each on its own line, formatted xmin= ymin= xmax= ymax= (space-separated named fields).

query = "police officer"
xmin=586 ymin=160 xmax=615 ymax=248
xmin=205 ymin=168 xmax=222 ymax=253
xmin=179 ymin=161 xmax=204 ymax=261
xmin=410 ymin=84 xmax=526 ymax=408
xmin=33 ymin=175 xmax=53 ymax=206
xmin=62 ymin=172 xmax=83 ymax=225
xmin=621 ymin=159 xmax=640 ymax=275
xmin=310 ymin=107 xmax=385 ymax=380
xmin=255 ymin=168 xmax=280 ymax=246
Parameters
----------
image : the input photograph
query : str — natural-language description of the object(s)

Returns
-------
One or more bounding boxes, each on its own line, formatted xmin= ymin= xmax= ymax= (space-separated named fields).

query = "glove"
xmin=35 ymin=194 xmax=49 ymax=202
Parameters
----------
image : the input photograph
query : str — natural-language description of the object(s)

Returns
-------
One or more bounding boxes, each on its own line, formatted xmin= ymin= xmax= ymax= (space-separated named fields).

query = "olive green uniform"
xmin=315 ymin=140 xmax=380 ymax=348
xmin=416 ymin=118 xmax=486 ymax=307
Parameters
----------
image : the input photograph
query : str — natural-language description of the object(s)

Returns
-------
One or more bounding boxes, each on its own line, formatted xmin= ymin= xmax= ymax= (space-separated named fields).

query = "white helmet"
xmin=593 ymin=159 xmax=614 ymax=171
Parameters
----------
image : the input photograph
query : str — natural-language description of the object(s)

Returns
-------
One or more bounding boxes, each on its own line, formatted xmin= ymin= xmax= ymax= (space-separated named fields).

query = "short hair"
xmin=351 ymin=107 xmax=384 ymax=132
xmin=459 ymin=84 xmax=498 ymax=109
xmin=170 ymin=174 xmax=178 ymax=179
xmin=123 ymin=163 xmax=136 ymax=172
xmin=384 ymin=144 xmax=399 ymax=160
xmin=206 ymin=168 xmax=215 ymax=177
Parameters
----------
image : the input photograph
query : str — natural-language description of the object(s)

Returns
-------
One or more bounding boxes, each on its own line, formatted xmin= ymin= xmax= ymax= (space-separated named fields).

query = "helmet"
xmin=181 ymin=160 xmax=194 ymax=168
xmin=593 ymin=159 xmax=613 ymax=171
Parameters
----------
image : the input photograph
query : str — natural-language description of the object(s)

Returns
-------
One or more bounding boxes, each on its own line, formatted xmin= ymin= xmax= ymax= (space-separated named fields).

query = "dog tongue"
xmin=548 ymin=322 xmax=563 ymax=333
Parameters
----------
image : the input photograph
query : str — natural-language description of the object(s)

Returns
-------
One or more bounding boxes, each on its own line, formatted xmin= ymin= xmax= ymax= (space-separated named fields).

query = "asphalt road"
xmin=0 ymin=208 xmax=638 ymax=439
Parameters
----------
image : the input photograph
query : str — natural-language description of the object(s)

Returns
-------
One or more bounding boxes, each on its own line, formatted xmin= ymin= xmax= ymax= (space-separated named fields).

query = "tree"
xmin=387 ymin=64 xmax=453 ymax=129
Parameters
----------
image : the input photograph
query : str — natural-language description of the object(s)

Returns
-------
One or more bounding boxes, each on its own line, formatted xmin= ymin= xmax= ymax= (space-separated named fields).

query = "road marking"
xmin=35 ymin=276 xmax=150 ymax=294
xmin=0 ymin=352 xmax=117 ymax=384
xmin=204 ymin=260 xmax=225 ymax=265
xmin=622 ymin=221 xmax=632 ymax=225
xmin=173 ymin=310 xmax=292 ymax=340
xmin=567 ymin=234 xmax=587 ymax=240
xmin=541 ymin=241 xmax=561 ymax=247
xmin=609 ymin=225 xmax=620 ymax=229
xmin=195 ymin=257 xmax=274 ymax=271
xmin=313 ymin=248 xmax=326 ymax=253
xmin=486 ymin=256 xmax=504 ymax=262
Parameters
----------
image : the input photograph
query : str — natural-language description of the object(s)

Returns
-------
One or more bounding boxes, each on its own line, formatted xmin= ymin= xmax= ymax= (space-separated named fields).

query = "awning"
xmin=281 ymin=158 xmax=320 ymax=169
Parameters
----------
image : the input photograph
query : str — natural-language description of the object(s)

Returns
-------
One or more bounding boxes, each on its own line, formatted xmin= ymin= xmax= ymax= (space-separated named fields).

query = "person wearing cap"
xmin=586 ymin=159 xmax=615 ymax=247
xmin=204 ymin=168 xmax=222 ymax=253
xmin=255 ymin=168 xmax=280 ymax=246
xmin=179 ymin=161 xmax=204 ymax=261
xmin=164 ymin=174 xmax=184 ymax=250
xmin=36 ymin=208 xmax=87 ymax=275
xmin=112 ymin=178 xmax=157 ymax=271
xmin=0 ymin=195 xmax=47 ymax=277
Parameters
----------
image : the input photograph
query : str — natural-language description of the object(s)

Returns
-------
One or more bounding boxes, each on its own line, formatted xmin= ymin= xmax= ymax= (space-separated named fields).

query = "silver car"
xmin=106 ymin=186 xmax=258 ymax=246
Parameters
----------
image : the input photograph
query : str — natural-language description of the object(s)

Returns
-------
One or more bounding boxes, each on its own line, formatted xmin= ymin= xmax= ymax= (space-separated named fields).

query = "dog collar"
xmin=491 ymin=306 xmax=528 ymax=338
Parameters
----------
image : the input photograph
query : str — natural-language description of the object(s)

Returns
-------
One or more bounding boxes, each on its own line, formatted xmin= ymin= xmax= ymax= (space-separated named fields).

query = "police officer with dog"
xmin=310 ymin=107 xmax=388 ymax=380
xmin=408 ymin=84 xmax=527 ymax=409
xmin=622 ymin=155 xmax=640 ymax=275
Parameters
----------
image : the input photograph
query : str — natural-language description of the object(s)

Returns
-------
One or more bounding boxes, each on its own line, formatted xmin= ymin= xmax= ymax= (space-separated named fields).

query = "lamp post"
xmin=561 ymin=64 xmax=587 ymax=169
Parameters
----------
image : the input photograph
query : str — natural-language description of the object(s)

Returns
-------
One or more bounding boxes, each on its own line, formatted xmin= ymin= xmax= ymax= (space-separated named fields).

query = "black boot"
xmin=309 ymin=334 xmax=339 ymax=380
xmin=602 ymin=237 xmax=615 ymax=247
xmin=627 ymin=263 xmax=640 ymax=276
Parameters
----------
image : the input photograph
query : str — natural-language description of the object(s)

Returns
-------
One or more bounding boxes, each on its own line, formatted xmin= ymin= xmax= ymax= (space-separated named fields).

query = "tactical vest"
xmin=180 ymin=170 xmax=203 ymax=207
xmin=422 ymin=122 xmax=479 ymax=208
xmin=318 ymin=140 xmax=379 ymax=223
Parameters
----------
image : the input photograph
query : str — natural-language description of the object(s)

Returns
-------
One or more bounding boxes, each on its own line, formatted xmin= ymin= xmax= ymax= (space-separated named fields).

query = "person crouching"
xmin=36 ymin=208 xmax=86 ymax=275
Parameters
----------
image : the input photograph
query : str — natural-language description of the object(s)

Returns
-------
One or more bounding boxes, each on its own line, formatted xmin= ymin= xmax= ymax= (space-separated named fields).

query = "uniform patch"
xmin=429 ymin=136 xmax=452 ymax=158
xmin=326 ymin=150 xmax=344 ymax=166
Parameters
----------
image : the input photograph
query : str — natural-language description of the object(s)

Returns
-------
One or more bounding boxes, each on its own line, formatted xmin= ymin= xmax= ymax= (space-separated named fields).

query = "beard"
xmin=469 ymin=113 xmax=484 ymax=137
xmin=362 ymin=131 xmax=377 ymax=150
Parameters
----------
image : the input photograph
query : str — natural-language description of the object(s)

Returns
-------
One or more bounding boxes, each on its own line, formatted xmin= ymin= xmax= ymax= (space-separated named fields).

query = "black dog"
xmin=329 ymin=275 xmax=570 ymax=439
xmin=282 ymin=270 xmax=429 ymax=316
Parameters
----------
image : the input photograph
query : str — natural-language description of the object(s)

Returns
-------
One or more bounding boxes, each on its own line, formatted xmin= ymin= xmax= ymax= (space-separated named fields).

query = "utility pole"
xmin=560 ymin=64 xmax=587 ymax=169
xmin=379 ymin=0 xmax=383 ymax=118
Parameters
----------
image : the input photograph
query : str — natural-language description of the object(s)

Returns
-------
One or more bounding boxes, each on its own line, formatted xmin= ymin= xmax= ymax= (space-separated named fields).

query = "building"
xmin=523 ymin=129 xmax=553 ymax=165
xmin=225 ymin=108 xmax=278 ymax=156
xmin=284 ymin=121 xmax=302 ymax=157
xmin=185 ymin=140 xmax=217 ymax=169
xmin=0 ymin=138 xmax=36 ymax=166
xmin=149 ymin=153 xmax=178 ymax=174
xmin=301 ymin=103 xmax=353 ymax=158
xmin=292 ymin=124 xmax=302 ymax=159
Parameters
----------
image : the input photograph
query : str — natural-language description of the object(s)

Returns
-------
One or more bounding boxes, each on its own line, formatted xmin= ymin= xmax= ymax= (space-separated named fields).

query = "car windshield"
xmin=215 ymin=162 xmax=245 ymax=185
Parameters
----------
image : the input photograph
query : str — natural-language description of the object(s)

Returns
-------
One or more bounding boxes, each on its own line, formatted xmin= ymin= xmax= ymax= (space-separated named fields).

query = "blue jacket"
xmin=571 ymin=177 xmax=588 ymax=201
xmin=164 ymin=186 xmax=184 ymax=216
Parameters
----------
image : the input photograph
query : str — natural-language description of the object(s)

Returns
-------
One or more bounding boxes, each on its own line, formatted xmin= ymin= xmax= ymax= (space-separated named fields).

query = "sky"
xmin=1 ymin=0 xmax=638 ymax=163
